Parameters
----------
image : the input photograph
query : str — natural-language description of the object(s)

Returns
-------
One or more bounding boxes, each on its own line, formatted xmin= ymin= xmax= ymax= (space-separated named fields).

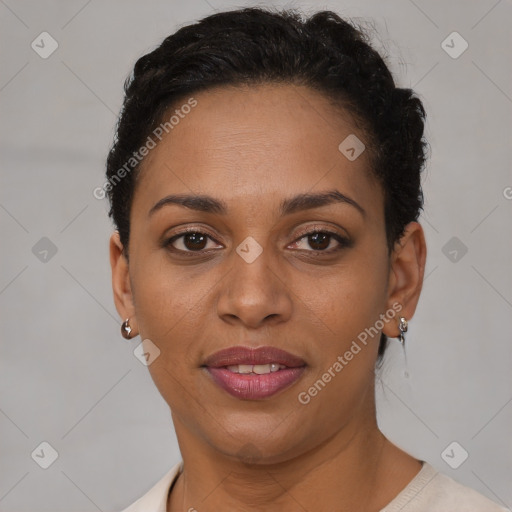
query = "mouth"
xmin=202 ymin=346 xmax=307 ymax=400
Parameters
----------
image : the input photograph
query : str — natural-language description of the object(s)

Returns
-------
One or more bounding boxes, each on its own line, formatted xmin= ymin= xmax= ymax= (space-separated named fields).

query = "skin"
xmin=110 ymin=83 xmax=427 ymax=512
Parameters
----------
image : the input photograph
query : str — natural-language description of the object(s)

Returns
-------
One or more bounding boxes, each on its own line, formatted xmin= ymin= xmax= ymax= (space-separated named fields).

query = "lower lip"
xmin=205 ymin=366 xmax=306 ymax=400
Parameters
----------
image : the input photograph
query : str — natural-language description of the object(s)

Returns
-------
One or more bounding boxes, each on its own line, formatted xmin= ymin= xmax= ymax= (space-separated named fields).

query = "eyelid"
xmin=288 ymin=224 xmax=352 ymax=253
xmin=164 ymin=226 xmax=222 ymax=252
xmin=164 ymin=223 xmax=351 ymax=255
xmin=292 ymin=223 xmax=348 ymax=241
xmin=164 ymin=224 xmax=347 ymax=243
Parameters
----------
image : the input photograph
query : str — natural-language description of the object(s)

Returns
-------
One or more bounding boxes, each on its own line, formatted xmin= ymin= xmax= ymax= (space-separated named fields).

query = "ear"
xmin=382 ymin=221 xmax=427 ymax=338
xmin=110 ymin=231 xmax=138 ymax=335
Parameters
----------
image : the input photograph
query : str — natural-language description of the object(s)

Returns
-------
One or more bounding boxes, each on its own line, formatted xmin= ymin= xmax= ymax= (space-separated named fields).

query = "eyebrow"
xmin=148 ymin=189 xmax=366 ymax=218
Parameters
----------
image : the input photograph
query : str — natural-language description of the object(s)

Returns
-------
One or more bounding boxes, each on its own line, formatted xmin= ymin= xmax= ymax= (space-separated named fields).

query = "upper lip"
xmin=203 ymin=346 xmax=306 ymax=368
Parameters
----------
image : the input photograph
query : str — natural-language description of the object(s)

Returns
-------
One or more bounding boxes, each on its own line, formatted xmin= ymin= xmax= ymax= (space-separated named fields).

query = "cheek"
xmin=129 ymin=252 xmax=204 ymax=363
xmin=291 ymin=248 xmax=389 ymax=398
xmin=131 ymin=246 xmax=193 ymax=323
xmin=129 ymin=261 xmax=204 ymax=410
xmin=295 ymin=251 xmax=389 ymax=343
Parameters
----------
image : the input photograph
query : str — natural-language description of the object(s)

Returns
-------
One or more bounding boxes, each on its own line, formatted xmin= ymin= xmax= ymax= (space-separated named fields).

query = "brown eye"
xmin=181 ymin=232 xmax=208 ymax=251
xmin=290 ymin=229 xmax=351 ymax=253
xmin=166 ymin=230 xmax=222 ymax=253
xmin=306 ymin=232 xmax=331 ymax=251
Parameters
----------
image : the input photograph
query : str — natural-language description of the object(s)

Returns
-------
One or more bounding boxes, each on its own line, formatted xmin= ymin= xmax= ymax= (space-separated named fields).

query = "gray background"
xmin=1 ymin=0 xmax=511 ymax=510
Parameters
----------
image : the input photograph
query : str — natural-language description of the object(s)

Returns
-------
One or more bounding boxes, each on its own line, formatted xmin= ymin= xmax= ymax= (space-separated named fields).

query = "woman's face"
xmin=112 ymin=83 xmax=419 ymax=464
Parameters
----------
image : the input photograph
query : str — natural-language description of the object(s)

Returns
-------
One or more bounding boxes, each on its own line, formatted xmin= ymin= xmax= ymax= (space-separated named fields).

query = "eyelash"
xmin=163 ymin=226 xmax=351 ymax=256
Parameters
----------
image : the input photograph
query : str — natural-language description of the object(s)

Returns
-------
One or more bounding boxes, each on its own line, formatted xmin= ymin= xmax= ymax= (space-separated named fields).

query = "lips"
xmin=202 ymin=346 xmax=307 ymax=400
xmin=202 ymin=346 xmax=306 ymax=368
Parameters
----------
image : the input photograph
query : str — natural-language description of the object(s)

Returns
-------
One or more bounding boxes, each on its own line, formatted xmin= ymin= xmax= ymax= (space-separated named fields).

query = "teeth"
xmin=226 ymin=363 xmax=286 ymax=374
xmin=253 ymin=364 xmax=272 ymax=375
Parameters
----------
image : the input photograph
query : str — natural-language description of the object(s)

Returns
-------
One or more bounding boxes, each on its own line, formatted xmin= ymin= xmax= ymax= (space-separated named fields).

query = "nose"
xmin=216 ymin=239 xmax=293 ymax=329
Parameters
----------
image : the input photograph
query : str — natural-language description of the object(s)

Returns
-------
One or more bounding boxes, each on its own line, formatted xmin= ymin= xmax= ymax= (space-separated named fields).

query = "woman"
xmin=105 ymin=7 xmax=508 ymax=512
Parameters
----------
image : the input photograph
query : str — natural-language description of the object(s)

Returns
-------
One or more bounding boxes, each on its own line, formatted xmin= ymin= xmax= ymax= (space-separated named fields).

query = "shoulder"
xmin=383 ymin=462 xmax=509 ymax=512
xmin=421 ymin=471 xmax=509 ymax=511
xmin=119 ymin=461 xmax=183 ymax=512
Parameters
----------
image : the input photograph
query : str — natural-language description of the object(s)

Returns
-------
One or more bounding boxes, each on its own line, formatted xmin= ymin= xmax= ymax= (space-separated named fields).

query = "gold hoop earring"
xmin=398 ymin=316 xmax=408 ymax=345
xmin=121 ymin=318 xmax=134 ymax=340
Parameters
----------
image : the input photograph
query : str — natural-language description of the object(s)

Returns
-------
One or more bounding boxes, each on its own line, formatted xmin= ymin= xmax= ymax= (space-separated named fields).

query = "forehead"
xmin=132 ymin=83 xmax=382 ymax=219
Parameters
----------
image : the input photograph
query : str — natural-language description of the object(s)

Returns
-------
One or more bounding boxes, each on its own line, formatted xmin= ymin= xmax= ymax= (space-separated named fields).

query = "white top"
xmin=120 ymin=460 xmax=509 ymax=512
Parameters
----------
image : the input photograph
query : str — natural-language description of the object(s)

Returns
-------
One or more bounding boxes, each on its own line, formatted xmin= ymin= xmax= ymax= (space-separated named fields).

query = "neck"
xmin=166 ymin=406 xmax=420 ymax=512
